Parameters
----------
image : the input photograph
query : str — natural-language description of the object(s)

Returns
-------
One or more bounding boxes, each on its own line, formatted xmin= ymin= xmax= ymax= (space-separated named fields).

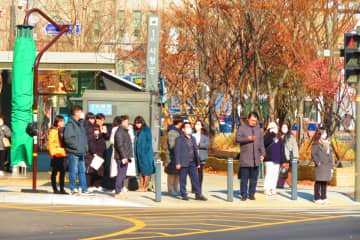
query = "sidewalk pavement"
xmin=0 ymin=171 xmax=359 ymax=209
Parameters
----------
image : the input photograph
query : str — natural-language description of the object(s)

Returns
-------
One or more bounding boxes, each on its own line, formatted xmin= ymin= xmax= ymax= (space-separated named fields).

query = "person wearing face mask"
xmin=63 ymin=105 xmax=89 ymax=195
xmin=48 ymin=115 xmax=68 ymax=194
xmin=114 ymin=115 xmax=134 ymax=199
xmin=263 ymin=122 xmax=284 ymax=196
xmin=311 ymin=127 xmax=334 ymax=204
xmin=84 ymin=112 xmax=104 ymax=192
xmin=236 ymin=112 xmax=265 ymax=201
xmin=0 ymin=115 xmax=11 ymax=176
xmin=192 ymin=120 xmax=210 ymax=192
xmin=175 ymin=122 xmax=207 ymax=201
xmin=278 ymin=122 xmax=299 ymax=189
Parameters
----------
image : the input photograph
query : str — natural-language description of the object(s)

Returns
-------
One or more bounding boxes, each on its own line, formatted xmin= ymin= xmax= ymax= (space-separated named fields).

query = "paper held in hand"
xmin=90 ymin=155 xmax=104 ymax=170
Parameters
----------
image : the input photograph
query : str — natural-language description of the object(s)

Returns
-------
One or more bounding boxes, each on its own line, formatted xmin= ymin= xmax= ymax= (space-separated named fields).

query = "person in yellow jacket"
xmin=48 ymin=115 xmax=68 ymax=194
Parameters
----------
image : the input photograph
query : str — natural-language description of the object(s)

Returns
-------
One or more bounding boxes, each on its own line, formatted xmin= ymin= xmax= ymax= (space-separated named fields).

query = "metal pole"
xmin=227 ymin=157 xmax=234 ymax=202
xmin=20 ymin=9 xmax=69 ymax=193
xmin=355 ymin=82 xmax=360 ymax=202
xmin=155 ymin=158 xmax=162 ymax=202
xmin=291 ymin=155 xmax=298 ymax=200
xmin=9 ymin=0 xmax=16 ymax=50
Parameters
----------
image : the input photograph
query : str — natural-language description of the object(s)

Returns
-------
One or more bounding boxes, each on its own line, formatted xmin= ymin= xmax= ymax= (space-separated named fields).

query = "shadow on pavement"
xmin=336 ymin=191 xmax=354 ymax=201
xmin=278 ymin=191 xmax=314 ymax=202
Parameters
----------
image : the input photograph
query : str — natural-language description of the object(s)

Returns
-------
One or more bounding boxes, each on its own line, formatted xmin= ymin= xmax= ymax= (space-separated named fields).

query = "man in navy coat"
xmin=175 ymin=122 xmax=207 ymax=201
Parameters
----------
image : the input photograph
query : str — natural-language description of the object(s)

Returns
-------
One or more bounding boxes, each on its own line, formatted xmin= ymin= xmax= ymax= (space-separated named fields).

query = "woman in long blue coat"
xmin=134 ymin=116 xmax=155 ymax=192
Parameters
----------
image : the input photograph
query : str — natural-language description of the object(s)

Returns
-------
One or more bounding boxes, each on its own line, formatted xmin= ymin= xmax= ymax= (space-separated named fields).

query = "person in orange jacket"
xmin=48 ymin=115 xmax=68 ymax=194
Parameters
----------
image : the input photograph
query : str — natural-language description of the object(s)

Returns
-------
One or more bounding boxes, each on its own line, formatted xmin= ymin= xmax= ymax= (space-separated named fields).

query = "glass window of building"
xmin=117 ymin=59 xmax=124 ymax=75
xmin=93 ymin=10 xmax=100 ymax=39
xmin=117 ymin=10 xmax=125 ymax=39
xmin=133 ymin=11 xmax=142 ymax=37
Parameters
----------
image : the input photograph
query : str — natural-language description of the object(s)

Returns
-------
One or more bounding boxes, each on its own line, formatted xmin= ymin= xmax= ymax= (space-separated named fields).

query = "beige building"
xmin=0 ymin=0 xmax=170 ymax=75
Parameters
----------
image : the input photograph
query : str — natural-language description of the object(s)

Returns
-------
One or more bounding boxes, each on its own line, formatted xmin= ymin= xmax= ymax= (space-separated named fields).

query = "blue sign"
xmin=89 ymin=103 xmax=113 ymax=116
xmin=45 ymin=24 xmax=81 ymax=35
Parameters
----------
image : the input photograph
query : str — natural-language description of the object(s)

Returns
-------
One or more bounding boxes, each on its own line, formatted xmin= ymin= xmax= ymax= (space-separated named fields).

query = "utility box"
xmin=82 ymin=90 xmax=152 ymax=125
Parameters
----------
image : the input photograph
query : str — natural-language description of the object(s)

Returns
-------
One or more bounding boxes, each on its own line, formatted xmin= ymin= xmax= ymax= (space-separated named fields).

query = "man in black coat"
xmin=235 ymin=112 xmax=265 ymax=201
xmin=114 ymin=115 xmax=133 ymax=199
xmin=175 ymin=122 xmax=207 ymax=201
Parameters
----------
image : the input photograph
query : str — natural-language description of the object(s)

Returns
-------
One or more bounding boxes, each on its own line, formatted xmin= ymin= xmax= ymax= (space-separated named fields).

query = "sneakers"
xmin=249 ymin=195 xmax=256 ymax=200
xmin=122 ymin=187 xmax=128 ymax=193
xmin=181 ymin=194 xmax=190 ymax=201
xmin=70 ymin=188 xmax=79 ymax=195
xmin=241 ymin=195 xmax=247 ymax=201
xmin=264 ymin=190 xmax=271 ymax=196
xmin=323 ymin=199 xmax=329 ymax=204
xmin=169 ymin=190 xmax=178 ymax=196
xmin=315 ymin=199 xmax=324 ymax=204
xmin=195 ymin=195 xmax=208 ymax=201
xmin=87 ymin=187 xmax=95 ymax=193
xmin=96 ymin=186 xmax=104 ymax=192
xmin=270 ymin=189 xmax=277 ymax=195
xmin=81 ymin=190 xmax=92 ymax=195
xmin=0 ymin=171 xmax=5 ymax=177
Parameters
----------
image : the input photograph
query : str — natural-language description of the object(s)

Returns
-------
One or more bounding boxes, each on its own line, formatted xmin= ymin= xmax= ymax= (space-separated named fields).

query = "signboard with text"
xmin=145 ymin=15 xmax=160 ymax=92
xmin=44 ymin=24 xmax=81 ymax=35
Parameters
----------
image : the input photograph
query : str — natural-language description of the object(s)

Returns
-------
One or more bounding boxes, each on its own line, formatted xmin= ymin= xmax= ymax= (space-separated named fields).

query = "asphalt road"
xmin=0 ymin=204 xmax=359 ymax=240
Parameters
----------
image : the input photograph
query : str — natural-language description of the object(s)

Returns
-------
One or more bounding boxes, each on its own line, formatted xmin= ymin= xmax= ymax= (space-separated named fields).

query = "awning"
xmin=0 ymin=51 xmax=115 ymax=71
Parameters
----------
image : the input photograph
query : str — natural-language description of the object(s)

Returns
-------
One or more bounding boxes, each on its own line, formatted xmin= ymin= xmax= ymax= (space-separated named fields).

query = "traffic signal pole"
xmin=355 ymin=82 xmax=360 ymax=202
xmin=343 ymin=28 xmax=360 ymax=202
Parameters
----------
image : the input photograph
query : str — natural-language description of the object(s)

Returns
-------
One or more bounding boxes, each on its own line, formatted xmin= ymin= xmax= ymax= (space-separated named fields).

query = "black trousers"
xmin=86 ymin=173 xmax=103 ymax=188
xmin=180 ymin=161 xmax=201 ymax=196
xmin=198 ymin=164 xmax=204 ymax=191
xmin=314 ymin=181 xmax=327 ymax=200
xmin=192 ymin=164 xmax=204 ymax=192
xmin=115 ymin=160 xmax=128 ymax=194
xmin=0 ymin=150 xmax=6 ymax=171
xmin=240 ymin=167 xmax=259 ymax=196
xmin=51 ymin=157 xmax=66 ymax=192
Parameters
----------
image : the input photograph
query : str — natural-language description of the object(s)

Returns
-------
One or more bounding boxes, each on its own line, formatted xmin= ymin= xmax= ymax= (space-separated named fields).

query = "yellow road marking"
xmin=112 ymin=215 xmax=348 ymax=240
xmin=0 ymin=204 xmax=145 ymax=240
xmin=128 ymin=232 xmax=171 ymax=237
xmin=93 ymin=211 xmax=310 ymax=219
xmin=148 ymin=218 xmax=264 ymax=224
xmin=147 ymin=223 xmax=239 ymax=228
xmin=144 ymin=227 xmax=209 ymax=232
xmin=0 ymin=204 xmax=349 ymax=240
xmin=128 ymin=215 xmax=305 ymax=221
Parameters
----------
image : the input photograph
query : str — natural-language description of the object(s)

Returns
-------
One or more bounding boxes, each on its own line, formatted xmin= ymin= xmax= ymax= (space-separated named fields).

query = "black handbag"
xmin=279 ymin=166 xmax=289 ymax=179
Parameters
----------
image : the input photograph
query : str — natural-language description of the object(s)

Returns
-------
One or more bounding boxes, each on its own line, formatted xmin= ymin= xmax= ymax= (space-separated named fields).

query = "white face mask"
xmin=79 ymin=112 xmax=85 ymax=120
xmin=195 ymin=124 xmax=202 ymax=132
xmin=185 ymin=128 xmax=192 ymax=135
xmin=0 ymin=120 xmax=3 ymax=126
xmin=281 ymin=127 xmax=288 ymax=134
xmin=321 ymin=133 xmax=328 ymax=140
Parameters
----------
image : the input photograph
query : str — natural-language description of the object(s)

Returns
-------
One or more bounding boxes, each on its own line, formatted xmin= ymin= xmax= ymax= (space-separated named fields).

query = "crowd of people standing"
xmin=48 ymin=105 xmax=156 ymax=198
xmin=39 ymin=106 xmax=335 ymax=203
xmin=236 ymin=112 xmax=333 ymax=204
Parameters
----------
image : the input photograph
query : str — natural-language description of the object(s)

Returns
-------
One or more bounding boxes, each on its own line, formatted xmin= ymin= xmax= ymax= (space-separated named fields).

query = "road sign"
xmin=44 ymin=24 xmax=81 ymax=35
xmin=145 ymin=15 xmax=160 ymax=92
